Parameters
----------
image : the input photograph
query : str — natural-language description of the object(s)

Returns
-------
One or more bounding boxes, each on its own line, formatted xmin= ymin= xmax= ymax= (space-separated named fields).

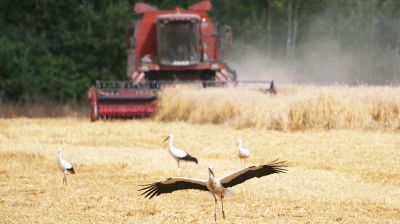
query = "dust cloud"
xmin=227 ymin=11 xmax=399 ymax=85
xmin=228 ymin=38 xmax=399 ymax=85
xmin=227 ymin=44 xmax=295 ymax=83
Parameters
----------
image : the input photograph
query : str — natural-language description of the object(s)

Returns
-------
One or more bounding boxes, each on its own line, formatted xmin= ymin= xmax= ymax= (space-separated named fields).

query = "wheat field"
xmin=1 ymin=86 xmax=400 ymax=223
xmin=156 ymin=85 xmax=400 ymax=130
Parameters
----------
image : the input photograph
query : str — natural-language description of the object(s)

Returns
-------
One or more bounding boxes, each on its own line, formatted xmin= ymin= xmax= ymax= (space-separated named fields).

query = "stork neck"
xmin=168 ymin=137 xmax=173 ymax=148
xmin=58 ymin=150 xmax=62 ymax=159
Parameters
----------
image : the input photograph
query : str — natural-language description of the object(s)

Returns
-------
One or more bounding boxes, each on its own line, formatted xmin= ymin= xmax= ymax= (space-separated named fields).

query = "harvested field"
xmin=0 ymin=117 xmax=399 ymax=223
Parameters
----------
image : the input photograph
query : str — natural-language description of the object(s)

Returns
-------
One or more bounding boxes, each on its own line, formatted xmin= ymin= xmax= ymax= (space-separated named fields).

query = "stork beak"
xmin=208 ymin=167 xmax=215 ymax=177
xmin=162 ymin=136 xmax=169 ymax=143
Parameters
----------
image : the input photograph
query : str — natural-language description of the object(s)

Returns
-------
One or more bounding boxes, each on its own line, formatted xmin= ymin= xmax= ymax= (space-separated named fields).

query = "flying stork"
xmin=237 ymin=138 xmax=250 ymax=166
xmin=162 ymin=134 xmax=198 ymax=167
xmin=57 ymin=146 xmax=76 ymax=185
xmin=139 ymin=159 xmax=287 ymax=221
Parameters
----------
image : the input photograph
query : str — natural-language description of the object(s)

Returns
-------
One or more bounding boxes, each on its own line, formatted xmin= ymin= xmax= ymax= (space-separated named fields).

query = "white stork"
xmin=139 ymin=159 xmax=287 ymax=221
xmin=237 ymin=138 xmax=250 ymax=166
xmin=57 ymin=147 xmax=76 ymax=185
xmin=162 ymin=134 xmax=198 ymax=167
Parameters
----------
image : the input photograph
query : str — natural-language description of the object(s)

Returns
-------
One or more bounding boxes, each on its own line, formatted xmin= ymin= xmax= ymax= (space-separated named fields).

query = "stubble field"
xmin=1 ymin=86 xmax=400 ymax=223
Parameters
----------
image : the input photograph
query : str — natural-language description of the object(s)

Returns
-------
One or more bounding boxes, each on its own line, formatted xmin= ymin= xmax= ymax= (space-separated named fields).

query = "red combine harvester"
xmin=87 ymin=1 xmax=274 ymax=121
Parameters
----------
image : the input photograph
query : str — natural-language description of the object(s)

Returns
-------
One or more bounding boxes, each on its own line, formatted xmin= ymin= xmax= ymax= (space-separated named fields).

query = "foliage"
xmin=0 ymin=0 xmax=133 ymax=103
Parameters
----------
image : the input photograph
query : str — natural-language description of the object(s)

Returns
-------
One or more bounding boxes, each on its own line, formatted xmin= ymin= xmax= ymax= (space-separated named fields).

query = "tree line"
xmin=1 ymin=0 xmax=399 ymax=103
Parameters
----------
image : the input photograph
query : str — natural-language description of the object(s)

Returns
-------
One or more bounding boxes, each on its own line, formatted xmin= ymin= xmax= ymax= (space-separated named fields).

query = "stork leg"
xmin=63 ymin=172 xmax=67 ymax=185
xmin=213 ymin=194 xmax=217 ymax=221
xmin=221 ymin=195 xmax=226 ymax=219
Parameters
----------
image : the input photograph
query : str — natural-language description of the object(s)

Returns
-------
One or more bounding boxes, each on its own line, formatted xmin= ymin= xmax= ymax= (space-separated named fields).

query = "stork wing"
xmin=220 ymin=159 xmax=287 ymax=188
xmin=138 ymin=177 xmax=208 ymax=199
xmin=171 ymin=147 xmax=187 ymax=159
xmin=60 ymin=159 xmax=73 ymax=169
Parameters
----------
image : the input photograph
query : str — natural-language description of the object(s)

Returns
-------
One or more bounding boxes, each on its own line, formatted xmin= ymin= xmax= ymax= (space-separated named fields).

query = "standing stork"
xmin=237 ymin=138 xmax=250 ymax=166
xmin=162 ymin=134 xmax=198 ymax=167
xmin=57 ymin=146 xmax=76 ymax=185
xmin=139 ymin=159 xmax=287 ymax=221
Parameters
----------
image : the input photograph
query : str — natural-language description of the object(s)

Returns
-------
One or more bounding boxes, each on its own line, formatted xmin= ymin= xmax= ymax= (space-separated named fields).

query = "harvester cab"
xmin=156 ymin=13 xmax=201 ymax=66
xmin=127 ymin=1 xmax=236 ymax=84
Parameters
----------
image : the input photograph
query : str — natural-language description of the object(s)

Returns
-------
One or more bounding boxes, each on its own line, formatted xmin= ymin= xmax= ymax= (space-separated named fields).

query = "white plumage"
xmin=139 ymin=159 xmax=287 ymax=221
xmin=57 ymin=146 xmax=75 ymax=185
xmin=237 ymin=138 xmax=250 ymax=166
xmin=163 ymin=134 xmax=198 ymax=167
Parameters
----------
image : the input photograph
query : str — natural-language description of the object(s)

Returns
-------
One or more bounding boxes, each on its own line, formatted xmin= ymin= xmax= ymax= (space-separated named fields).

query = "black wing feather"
xmin=67 ymin=167 xmax=75 ymax=174
xmin=138 ymin=178 xmax=208 ymax=199
xmin=180 ymin=154 xmax=198 ymax=164
xmin=221 ymin=159 xmax=287 ymax=188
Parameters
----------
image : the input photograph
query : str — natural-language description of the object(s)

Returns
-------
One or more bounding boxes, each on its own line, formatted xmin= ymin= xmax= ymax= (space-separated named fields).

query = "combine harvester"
xmin=87 ymin=1 xmax=275 ymax=121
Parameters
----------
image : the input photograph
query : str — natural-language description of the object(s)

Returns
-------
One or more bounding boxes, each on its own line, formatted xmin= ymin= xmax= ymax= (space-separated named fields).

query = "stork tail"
xmin=223 ymin=188 xmax=234 ymax=198
xmin=67 ymin=167 xmax=76 ymax=174
xmin=181 ymin=154 xmax=198 ymax=164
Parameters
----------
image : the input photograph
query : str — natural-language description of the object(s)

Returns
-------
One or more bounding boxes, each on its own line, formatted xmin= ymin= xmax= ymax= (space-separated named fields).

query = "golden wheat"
xmin=0 ymin=118 xmax=399 ymax=223
xmin=155 ymin=85 xmax=400 ymax=130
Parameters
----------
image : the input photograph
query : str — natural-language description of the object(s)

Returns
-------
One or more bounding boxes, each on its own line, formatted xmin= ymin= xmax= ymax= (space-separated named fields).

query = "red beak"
xmin=162 ymin=136 xmax=169 ymax=143
xmin=208 ymin=167 xmax=215 ymax=177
